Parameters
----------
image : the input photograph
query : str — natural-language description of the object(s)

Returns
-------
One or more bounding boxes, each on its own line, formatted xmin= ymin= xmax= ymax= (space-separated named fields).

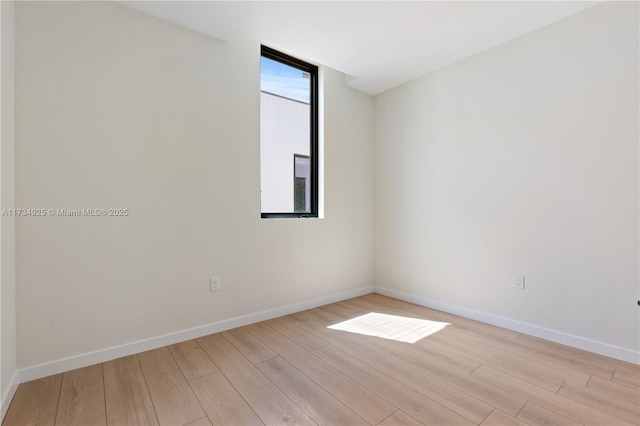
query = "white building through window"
xmin=260 ymin=46 xmax=318 ymax=218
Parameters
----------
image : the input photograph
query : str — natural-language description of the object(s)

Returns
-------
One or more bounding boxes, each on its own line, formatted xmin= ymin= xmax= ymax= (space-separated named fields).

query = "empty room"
xmin=0 ymin=0 xmax=638 ymax=425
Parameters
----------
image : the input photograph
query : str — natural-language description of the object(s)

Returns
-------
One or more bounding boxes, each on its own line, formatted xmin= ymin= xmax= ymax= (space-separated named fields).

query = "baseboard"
xmin=1 ymin=370 xmax=19 ymax=421
xmin=18 ymin=286 xmax=375 ymax=383
xmin=14 ymin=284 xmax=638 ymax=392
xmin=374 ymin=286 xmax=640 ymax=365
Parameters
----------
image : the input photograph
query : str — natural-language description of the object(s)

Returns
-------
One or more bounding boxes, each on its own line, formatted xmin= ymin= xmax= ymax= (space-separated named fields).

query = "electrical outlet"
xmin=210 ymin=276 xmax=221 ymax=292
xmin=513 ymin=275 xmax=525 ymax=290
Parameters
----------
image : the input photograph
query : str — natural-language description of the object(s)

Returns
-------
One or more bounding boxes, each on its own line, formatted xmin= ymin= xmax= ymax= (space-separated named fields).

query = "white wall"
xmin=260 ymin=92 xmax=310 ymax=213
xmin=12 ymin=0 xmax=635 ymax=377
xmin=0 ymin=0 xmax=16 ymax=416
xmin=375 ymin=1 xmax=639 ymax=355
xmin=16 ymin=1 xmax=374 ymax=369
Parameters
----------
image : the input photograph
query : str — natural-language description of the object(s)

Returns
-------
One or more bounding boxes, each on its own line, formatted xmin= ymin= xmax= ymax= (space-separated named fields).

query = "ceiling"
xmin=121 ymin=1 xmax=602 ymax=96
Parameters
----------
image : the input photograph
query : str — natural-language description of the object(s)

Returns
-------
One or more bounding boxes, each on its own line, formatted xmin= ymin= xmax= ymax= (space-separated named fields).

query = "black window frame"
xmin=260 ymin=45 xmax=319 ymax=219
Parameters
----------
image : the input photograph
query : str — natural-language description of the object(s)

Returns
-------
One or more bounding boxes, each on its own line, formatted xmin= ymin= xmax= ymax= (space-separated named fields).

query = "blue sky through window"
xmin=261 ymin=56 xmax=310 ymax=103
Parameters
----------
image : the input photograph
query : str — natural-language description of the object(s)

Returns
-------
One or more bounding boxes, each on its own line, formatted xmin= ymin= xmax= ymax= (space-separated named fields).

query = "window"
xmin=260 ymin=46 xmax=318 ymax=218
xmin=293 ymin=154 xmax=310 ymax=212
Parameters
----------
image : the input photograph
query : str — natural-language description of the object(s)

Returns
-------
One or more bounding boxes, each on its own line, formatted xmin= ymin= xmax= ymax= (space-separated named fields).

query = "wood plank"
xmin=290 ymin=305 xmax=336 ymax=325
xmin=422 ymin=328 xmax=565 ymax=392
xmin=257 ymin=356 xmax=368 ymax=425
xmin=362 ymin=293 xmax=522 ymax=339
xmin=480 ymin=410 xmax=529 ymax=426
xmin=586 ymin=375 xmax=640 ymax=405
xmin=328 ymin=312 xmax=482 ymax=374
xmin=312 ymin=329 xmax=494 ymax=423
xmin=2 ymin=374 xmax=62 ymax=426
xmin=472 ymin=365 xmax=634 ymax=425
xmin=514 ymin=334 xmax=615 ymax=379
xmin=168 ymin=339 xmax=218 ymax=380
xmin=516 ymin=402 xmax=580 ymax=426
xmin=243 ymin=321 xmax=396 ymax=425
xmin=304 ymin=306 xmax=479 ymax=373
xmin=104 ymin=355 xmax=158 ymax=426
xmin=615 ymin=363 xmax=640 ymax=377
xmin=298 ymin=307 xmax=526 ymax=416
xmin=137 ymin=347 xmax=205 ymax=425
xmin=189 ymin=371 xmax=263 ymax=426
xmin=613 ymin=368 xmax=640 ymax=390
xmin=377 ymin=410 xmax=424 ymax=426
xmin=517 ymin=333 xmax=639 ymax=376
xmin=558 ymin=381 xmax=639 ymax=424
xmin=55 ymin=364 xmax=106 ymax=425
xmin=197 ymin=333 xmax=315 ymax=425
xmin=322 ymin=299 xmax=371 ymax=320
xmin=431 ymin=325 xmax=591 ymax=386
xmin=221 ymin=327 xmax=277 ymax=364
xmin=314 ymin=344 xmax=474 ymax=425
xmin=359 ymin=295 xmax=615 ymax=385
xmin=265 ymin=315 xmax=328 ymax=351
xmin=185 ymin=417 xmax=212 ymax=426
xmin=282 ymin=306 xmax=480 ymax=377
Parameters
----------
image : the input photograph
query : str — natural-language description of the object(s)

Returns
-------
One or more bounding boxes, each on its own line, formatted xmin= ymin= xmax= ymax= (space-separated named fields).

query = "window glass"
xmin=260 ymin=46 xmax=318 ymax=218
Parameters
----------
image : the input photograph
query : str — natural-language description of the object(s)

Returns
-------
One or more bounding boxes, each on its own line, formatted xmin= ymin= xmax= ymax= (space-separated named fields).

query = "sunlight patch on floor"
xmin=327 ymin=312 xmax=450 ymax=343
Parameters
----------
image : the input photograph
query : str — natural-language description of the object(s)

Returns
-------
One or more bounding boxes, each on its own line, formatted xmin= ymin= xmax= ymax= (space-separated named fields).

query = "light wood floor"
xmin=3 ymin=294 xmax=639 ymax=425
